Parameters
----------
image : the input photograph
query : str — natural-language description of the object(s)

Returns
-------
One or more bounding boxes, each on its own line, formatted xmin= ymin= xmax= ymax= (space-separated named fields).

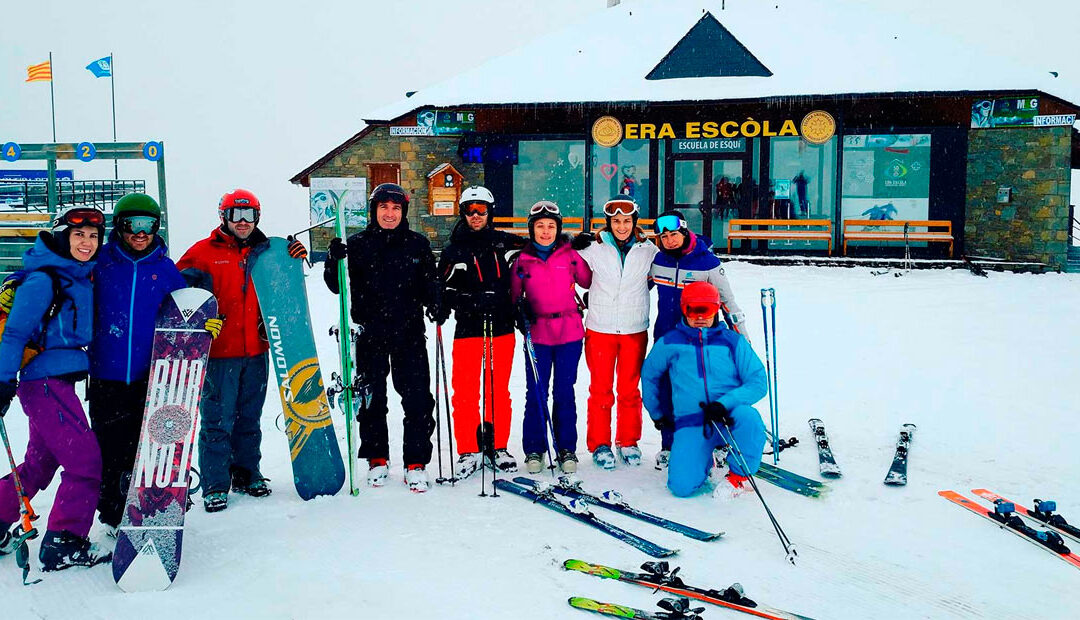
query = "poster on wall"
xmin=841 ymin=134 xmax=931 ymax=221
xmin=309 ymin=177 xmax=368 ymax=228
xmin=970 ymin=97 xmax=1039 ymax=128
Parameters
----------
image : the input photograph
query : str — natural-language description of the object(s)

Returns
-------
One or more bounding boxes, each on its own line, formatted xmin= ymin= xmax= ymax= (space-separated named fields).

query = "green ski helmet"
xmin=113 ymin=193 xmax=161 ymax=220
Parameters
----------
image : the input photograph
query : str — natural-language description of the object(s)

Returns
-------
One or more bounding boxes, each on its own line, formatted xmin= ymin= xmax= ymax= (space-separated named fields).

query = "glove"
xmin=204 ymin=317 xmax=224 ymax=340
xmin=286 ymin=235 xmax=308 ymax=261
xmin=327 ymin=237 xmax=347 ymax=261
xmin=570 ymin=232 xmax=595 ymax=251
xmin=515 ymin=299 xmax=535 ymax=335
xmin=426 ymin=302 xmax=450 ymax=325
xmin=0 ymin=279 xmax=16 ymax=314
xmin=652 ymin=416 xmax=673 ymax=432
xmin=0 ymin=380 xmax=17 ymax=416
xmin=700 ymin=401 xmax=734 ymax=427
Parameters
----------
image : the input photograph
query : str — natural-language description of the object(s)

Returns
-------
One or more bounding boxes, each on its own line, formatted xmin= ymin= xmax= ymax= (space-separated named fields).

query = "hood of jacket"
xmin=23 ymin=232 xmax=96 ymax=281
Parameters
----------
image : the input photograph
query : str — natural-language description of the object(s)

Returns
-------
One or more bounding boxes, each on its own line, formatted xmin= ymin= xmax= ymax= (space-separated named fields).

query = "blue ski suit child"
xmin=641 ymin=319 xmax=767 ymax=497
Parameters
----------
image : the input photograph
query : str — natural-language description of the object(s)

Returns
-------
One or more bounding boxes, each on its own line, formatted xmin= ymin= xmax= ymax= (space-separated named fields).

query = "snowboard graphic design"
xmin=252 ymin=237 xmax=345 ymax=500
xmin=113 ymin=287 xmax=216 ymax=592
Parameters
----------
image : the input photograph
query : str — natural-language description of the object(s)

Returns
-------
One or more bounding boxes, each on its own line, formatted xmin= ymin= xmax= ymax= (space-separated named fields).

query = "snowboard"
xmin=113 ymin=287 xmax=216 ymax=592
xmin=251 ymin=237 xmax=345 ymax=500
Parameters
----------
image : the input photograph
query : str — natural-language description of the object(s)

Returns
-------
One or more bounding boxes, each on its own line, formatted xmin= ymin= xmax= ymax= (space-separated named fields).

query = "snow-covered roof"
xmin=365 ymin=0 xmax=1080 ymax=122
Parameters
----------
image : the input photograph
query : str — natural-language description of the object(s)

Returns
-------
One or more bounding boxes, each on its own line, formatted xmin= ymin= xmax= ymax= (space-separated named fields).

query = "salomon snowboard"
xmin=113 ymin=288 xmax=215 ymax=592
xmin=252 ymin=237 xmax=345 ymax=500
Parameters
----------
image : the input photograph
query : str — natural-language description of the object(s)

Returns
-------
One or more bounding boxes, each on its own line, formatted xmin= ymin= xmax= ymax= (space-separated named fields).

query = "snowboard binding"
xmin=655 ymin=597 xmax=705 ymax=620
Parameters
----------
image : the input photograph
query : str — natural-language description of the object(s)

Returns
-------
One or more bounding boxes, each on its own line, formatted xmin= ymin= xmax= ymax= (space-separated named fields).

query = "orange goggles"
xmin=684 ymin=304 xmax=719 ymax=321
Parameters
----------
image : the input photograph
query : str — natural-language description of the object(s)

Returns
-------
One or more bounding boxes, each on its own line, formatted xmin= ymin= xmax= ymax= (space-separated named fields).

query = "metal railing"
xmin=0 ymin=179 xmax=145 ymax=212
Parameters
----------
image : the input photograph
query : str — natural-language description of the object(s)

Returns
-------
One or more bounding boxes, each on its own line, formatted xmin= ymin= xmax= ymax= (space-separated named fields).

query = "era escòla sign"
xmin=591 ymin=110 xmax=836 ymax=147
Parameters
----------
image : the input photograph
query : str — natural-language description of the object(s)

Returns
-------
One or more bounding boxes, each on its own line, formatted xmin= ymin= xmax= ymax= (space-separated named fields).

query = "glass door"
xmin=671 ymin=159 xmax=705 ymax=235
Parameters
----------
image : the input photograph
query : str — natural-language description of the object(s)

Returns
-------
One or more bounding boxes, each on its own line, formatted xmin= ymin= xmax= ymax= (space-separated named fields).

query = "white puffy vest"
xmin=578 ymin=232 xmax=658 ymax=335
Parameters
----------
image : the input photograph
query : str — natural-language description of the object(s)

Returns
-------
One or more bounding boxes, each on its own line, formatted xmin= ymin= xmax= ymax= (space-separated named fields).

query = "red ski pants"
xmin=451 ymin=333 xmax=515 ymax=454
xmin=584 ymin=329 xmax=648 ymax=453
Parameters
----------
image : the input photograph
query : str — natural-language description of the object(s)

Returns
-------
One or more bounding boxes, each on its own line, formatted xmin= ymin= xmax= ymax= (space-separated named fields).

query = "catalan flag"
xmin=26 ymin=60 xmax=52 ymax=82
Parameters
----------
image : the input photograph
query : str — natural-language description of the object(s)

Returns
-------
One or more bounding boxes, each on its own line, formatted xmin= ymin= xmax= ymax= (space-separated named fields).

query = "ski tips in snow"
xmin=883 ymin=423 xmax=916 ymax=486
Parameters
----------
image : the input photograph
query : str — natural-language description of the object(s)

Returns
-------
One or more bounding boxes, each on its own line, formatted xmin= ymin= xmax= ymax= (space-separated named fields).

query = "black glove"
xmin=327 ymin=237 xmax=347 ymax=261
xmin=652 ymin=416 xmax=673 ymax=432
xmin=426 ymin=301 xmax=450 ymax=325
xmin=515 ymin=299 xmax=535 ymax=335
xmin=570 ymin=232 xmax=595 ymax=251
xmin=700 ymin=401 xmax=734 ymax=427
xmin=286 ymin=235 xmax=308 ymax=261
xmin=0 ymin=380 xmax=18 ymax=416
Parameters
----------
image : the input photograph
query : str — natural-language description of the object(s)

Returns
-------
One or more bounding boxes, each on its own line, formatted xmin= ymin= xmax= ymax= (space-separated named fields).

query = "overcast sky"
xmin=1 ymin=1 xmax=1077 ymax=252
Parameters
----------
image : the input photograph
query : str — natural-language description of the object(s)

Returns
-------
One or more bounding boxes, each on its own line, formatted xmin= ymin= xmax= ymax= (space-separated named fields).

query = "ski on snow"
xmin=807 ymin=419 xmax=841 ymax=478
xmin=513 ymin=476 xmax=723 ymax=542
xmin=569 ymin=596 xmax=704 ymax=620
xmin=970 ymin=489 xmax=1080 ymax=544
xmin=493 ymin=480 xmax=678 ymax=558
xmin=564 ymin=559 xmax=815 ymax=620
xmin=883 ymin=423 xmax=916 ymax=486
xmin=938 ymin=490 xmax=1080 ymax=570
xmin=754 ymin=463 xmax=827 ymax=498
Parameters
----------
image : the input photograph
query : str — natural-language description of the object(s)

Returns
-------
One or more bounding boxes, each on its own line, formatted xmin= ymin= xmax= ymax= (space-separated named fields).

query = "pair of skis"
xmin=495 ymin=477 xmax=724 ymax=558
xmin=807 ymin=419 xmax=915 ymax=485
xmin=940 ymin=489 xmax=1080 ymax=570
xmin=565 ymin=559 xmax=815 ymax=620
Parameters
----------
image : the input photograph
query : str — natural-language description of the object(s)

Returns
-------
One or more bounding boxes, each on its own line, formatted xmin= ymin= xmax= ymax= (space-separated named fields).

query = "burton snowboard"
xmin=113 ymin=288 xmax=216 ymax=592
xmin=252 ymin=237 xmax=345 ymax=500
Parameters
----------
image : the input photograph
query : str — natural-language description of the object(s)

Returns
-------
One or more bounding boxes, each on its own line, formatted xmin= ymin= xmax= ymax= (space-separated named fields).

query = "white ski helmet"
xmin=460 ymin=186 xmax=495 ymax=210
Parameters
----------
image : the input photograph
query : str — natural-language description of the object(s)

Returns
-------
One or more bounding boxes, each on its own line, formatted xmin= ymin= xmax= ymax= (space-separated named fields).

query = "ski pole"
xmin=486 ymin=315 xmax=498 ymax=497
xmin=290 ymin=217 xmax=335 ymax=238
xmin=0 ymin=414 xmax=42 ymax=584
xmin=760 ymin=289 xmax=777 ymax=463
xmin=767 ymin=288 xmax=779 ymax=464
xmin=435 ymin=326 xmax=457 ymax=486
xmin=433 ymin=326 xmax=445 ymax=484
xmin=521 ymin=317 xmax=558 ymax=476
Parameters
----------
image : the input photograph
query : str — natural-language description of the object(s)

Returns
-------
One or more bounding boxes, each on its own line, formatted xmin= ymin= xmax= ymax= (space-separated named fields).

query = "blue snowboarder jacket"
xmin=90 ymin=231 xmax=186 ymax=384
xmin=0 ymin=233 xmax=96 ymax=384
xmin=641 ymin=320 xmax=767 ymax=427
xmin=649 ymin=233 xmax=746 ymax=340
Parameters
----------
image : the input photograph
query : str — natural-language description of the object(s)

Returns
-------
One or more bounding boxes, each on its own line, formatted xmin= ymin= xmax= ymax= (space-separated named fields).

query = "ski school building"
xmin=290 ymin=2 xmax=1080 ymax=272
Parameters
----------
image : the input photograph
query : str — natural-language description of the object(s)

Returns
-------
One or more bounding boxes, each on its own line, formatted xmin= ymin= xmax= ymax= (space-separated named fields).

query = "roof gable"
xmin=646 ymin=11 xmax=771 ymax=80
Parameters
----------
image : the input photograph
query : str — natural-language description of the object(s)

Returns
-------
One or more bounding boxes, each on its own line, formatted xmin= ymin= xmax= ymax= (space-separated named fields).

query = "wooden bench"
xmin=842 ymin=220 xmax=953 ymax=257
xmin=494 ymin=216 xmax=584 ymax=237
xmin=726 ymin=219 xmax=833 ymax=254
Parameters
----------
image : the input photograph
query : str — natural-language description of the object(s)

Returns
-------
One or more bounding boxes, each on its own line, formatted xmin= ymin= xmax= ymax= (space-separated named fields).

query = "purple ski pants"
xmin=0 ymin=378 xmax=102 ymax=538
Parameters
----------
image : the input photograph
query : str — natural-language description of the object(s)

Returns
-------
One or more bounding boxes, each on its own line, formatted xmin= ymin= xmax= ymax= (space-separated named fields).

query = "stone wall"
xmin=307 ymin=126 xmax=485 ymax=250
xmin=965 ymin=126 xmax=1072 ymax=269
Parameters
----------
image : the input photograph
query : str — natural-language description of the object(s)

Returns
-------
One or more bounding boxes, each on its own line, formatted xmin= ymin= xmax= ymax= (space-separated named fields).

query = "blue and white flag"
xmin=86 ymin=56 xmax=112 ymax=78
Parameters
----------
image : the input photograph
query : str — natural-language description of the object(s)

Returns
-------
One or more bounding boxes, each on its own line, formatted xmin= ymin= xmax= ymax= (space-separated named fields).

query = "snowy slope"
xmin=1 ymin=263 xmax=1080 ymax=619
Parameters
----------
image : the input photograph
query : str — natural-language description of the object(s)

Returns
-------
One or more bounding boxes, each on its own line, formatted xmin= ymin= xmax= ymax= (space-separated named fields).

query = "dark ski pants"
xmin=667 ymin=405 xmax=766 ymax=498
xmin=354 ymin=330 xmax=435 ymax=466
xmin=522 ymin=340 xmax=582 ymax=456
xmin=0 ymin=378 xmax=101 ymax=538
xmin=198 ymin=354 xmax=268 ymax=494
xmin=88 ymin=377 xmax=149 ymax=528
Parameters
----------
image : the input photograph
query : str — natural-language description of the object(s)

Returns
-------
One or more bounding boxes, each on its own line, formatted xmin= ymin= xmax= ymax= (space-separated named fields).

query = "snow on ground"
xmin=2 ymin=263 xmax=1080 ymax=619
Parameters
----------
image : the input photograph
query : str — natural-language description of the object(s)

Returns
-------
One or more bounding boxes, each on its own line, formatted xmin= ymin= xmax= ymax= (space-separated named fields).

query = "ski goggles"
xmin=684 ymin=304 xmax=719 ymax=321
xmin=60 ymin=208 xmax=106 ymax=228
xmin=529 ymin=200 xmax=560 ymax=216
xmin=654 ymin=214 xmax=687 ymax=234
xmin=462 ymin=203 xmax=489 ymax=217
xmin=603 ymin=198 xmax=638 ymax=217
xmin=223 ymin=206 xmax=259 ymax=223
xmin=118 ymin=215 xmax=160 ymax=236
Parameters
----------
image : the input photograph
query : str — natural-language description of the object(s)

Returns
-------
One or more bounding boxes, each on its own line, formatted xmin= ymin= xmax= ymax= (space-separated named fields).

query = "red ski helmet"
xmin=680 ymin=281 xmax=721 ymax=321
xmin=219 ymin=189 xmax=261 ymax=215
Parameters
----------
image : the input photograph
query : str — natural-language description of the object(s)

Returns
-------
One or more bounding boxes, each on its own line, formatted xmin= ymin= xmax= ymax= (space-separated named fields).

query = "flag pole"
xmin=48 ymin=51 xmax=56 ymax=142
xmin=110 ymin=52 xmax=118 ymax=180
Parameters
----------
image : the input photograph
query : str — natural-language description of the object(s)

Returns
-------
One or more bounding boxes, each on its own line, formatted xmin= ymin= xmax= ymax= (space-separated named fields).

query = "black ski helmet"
xmin=369 ymin=183 xmax=410 ymax=217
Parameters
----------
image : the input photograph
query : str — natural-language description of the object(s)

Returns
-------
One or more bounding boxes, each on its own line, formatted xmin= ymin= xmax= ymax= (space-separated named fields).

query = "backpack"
xmin=0 ymin=268 xmax=69 ymax=368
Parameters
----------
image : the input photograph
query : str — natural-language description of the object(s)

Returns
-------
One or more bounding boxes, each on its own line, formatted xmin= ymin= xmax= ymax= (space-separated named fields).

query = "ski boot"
xmin=204 ymin=490 xmax=228 ymax=513
xmin=367 ymin=458 xmax=390 ymax=487
xmin=0 ymin=522 xmax=16 ymax=556
xmin=591 ymin=445 xmax=616 ymax=470
xmin=714 ymin=472 xmax=752 ymax=500
xmin=557 ymin=450 xmax=578 ymax=474
xmin=405 ymin=465 xmax=430 ymax=493
xmin=525 ymin=453 xmax=544 ymax=474
xmin=231 ymin=468 xmax=272 ymax=498
xmin=617 ymin=445 xmax=642 ymax=467
xmin=38 ymin=530 xmax=111 ymax=572
xmin=490 ymin=449 xmax=518 ymax=473
xmin=655 ymin=449 xmax=671 ymax=471
xmin=454 ymin=452 xmax=483 ymax=480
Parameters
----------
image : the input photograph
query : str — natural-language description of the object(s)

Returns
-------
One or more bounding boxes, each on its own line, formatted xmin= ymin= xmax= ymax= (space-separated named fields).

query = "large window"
xmin=591 ymin=139 xmax=651 ymax=220
xmin=768 ymin=137 xmax=837 ymax=220
xmin=841 ymin=134 xmax=931 ymax=221
xmin=512 ymin=140 xmax=585 ymax=218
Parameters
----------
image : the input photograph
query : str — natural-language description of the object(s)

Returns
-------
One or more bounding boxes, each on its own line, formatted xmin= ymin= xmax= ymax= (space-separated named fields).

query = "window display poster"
xmin=310 ymin=177 xmax=368 ymax=228
xmin=970 ymin=97 xmax=1039 ymax=128
xmin=841 ymin=134 xmax=931 ymax=221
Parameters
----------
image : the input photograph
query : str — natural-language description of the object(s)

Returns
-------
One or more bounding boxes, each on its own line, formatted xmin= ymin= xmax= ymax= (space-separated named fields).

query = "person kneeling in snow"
xmin=641 ymin=281 xmax=767 ymax=498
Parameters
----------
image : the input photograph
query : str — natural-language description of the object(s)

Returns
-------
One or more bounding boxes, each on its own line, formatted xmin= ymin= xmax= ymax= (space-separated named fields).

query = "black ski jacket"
xmin=324 ymin=219 xmax=436 ymax=336
xmin=436 ymin=221 xmax=524 ymax=339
